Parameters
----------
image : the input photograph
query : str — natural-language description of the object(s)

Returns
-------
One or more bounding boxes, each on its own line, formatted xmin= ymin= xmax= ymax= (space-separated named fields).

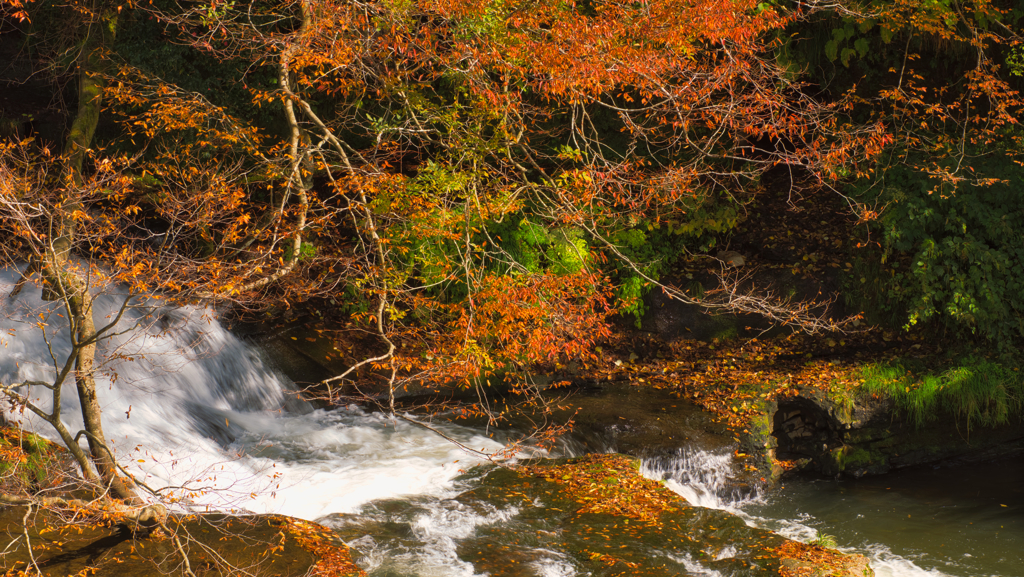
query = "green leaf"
xmin=824 ymin=39 xmax=839 ymax=62
xmin=841 ymin=47 xmax=858 ymax=68
xmin=854 ymin=38 xmax=871 ymax=58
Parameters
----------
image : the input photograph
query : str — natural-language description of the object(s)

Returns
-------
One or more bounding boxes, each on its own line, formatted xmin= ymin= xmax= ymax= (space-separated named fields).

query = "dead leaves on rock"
xmin=591 ymin=330 xmax=937 ymax=429
xmin=283 ymin=518 xmax=366 ymax=577
xmin=776 ymin=540 xmax=866 ymax=577
xmin=523 ymin=454 xmax=680 ymax=526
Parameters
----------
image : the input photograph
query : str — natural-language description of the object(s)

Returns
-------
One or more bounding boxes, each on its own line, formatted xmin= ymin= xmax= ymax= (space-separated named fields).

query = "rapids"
xmin=2 ymin=266 xmax=1020 ymax=576
xmin=0 ymin=268 xmax=505 ymax=517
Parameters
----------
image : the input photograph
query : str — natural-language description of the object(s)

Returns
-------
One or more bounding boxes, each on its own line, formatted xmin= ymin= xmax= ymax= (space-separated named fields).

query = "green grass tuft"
xmin=861 ymin=357 xmax=1024 ymax=430
xmin=813 ymin=533 xmax=839 ymax=549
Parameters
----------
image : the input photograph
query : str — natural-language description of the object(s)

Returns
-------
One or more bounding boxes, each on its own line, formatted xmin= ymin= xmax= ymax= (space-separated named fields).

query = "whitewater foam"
xmin=0 ymin=267 xmax=504 ymax=518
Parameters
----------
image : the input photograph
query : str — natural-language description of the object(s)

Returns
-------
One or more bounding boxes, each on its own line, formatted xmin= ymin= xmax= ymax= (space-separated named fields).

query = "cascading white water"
xmin=640 ymin=448 xmax=989 ymax=577
xmin=0 ymin=267 xmax=505 ymax=520
xmin=640 ymin=448 xmax=760 ymax=511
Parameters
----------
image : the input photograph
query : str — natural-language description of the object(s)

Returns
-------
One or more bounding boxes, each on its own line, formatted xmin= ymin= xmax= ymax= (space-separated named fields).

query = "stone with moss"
xmin=453 ymin=454 xmax=872 ymax=576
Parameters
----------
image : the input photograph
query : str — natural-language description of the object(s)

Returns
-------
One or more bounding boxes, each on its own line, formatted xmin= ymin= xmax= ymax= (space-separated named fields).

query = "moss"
xmin=830 ymin=446 xmax=880 ymax=473
xmin=0 ymin=428 xmax=68 ymax=492
xmin=827 ymin=380 xmax=856 ymax=423
xmin=747 ymin=409 xmax=779 ymax=473
xmin=711 ymin=325 xmax=739 ymax=340
xmin=842 ymin=448 xmax=876 ymax=469
xmin=750 ymin=411 xmax=773 ymax=447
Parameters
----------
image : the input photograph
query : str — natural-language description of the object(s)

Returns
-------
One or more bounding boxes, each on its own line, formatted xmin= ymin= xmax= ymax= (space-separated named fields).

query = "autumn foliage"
xmin=2 ymin=0 xmax=1024 ymax=502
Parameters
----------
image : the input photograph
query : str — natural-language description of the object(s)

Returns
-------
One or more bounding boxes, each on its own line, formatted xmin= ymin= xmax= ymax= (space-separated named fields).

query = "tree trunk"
xmin=69 ymin=277 xmax=136 ymax=500
xmin=42 ymin=2 xmax=135 ymax=501
xmin=64 ymin=4 xmax=118 ymax=185
xmin=39 ymin=254 xmax=136 ymax=501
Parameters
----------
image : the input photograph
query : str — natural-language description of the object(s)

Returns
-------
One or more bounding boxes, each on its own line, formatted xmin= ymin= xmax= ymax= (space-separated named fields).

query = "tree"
xmin=2 ymin=0 xmax=136 ymax=500
xmin=132 ymin=0 xmax=886 ymax=399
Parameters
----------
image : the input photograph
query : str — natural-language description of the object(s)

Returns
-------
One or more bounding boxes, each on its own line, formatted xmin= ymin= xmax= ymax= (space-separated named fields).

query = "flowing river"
xmin=1 ymin=268 xmax=1021 ymax=576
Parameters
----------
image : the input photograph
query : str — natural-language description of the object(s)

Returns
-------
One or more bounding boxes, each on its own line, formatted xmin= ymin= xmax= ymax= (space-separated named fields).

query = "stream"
xmin=1 ymin=268 xmax=1021 ymax=576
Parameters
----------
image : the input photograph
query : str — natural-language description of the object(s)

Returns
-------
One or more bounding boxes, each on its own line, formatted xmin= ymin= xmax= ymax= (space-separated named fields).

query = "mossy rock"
xmin=454 ymin=454 xmax=871 ymax=576
xmin=0 ymin=507 xmax=364 ymax=576
xmin=771 ymin=391 xmax=1024 ymax=478
xmin=0 ymin=428 xmax=75 ymax=493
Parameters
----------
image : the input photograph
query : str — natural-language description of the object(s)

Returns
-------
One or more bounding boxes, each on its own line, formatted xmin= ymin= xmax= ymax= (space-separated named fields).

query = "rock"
xmin=454 ymin=454 xmax=872 ymax=576
xmin=717 ymin=250 xmax=747 ymax=267
xmin=0 ymin=506 xmax=364 ymax=577
xmin=769 ymin=390 xmax=1024 ymax=478
xmin=780 ymin=551 xmax=873 ymax=577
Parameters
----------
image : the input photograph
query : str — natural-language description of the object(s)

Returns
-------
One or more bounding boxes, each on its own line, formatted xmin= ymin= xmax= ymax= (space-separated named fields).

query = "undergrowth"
xmin=812 ymin=533 xmax=838 ymax=549
xmin=860 ymin=357 xmax=1024 ymax=430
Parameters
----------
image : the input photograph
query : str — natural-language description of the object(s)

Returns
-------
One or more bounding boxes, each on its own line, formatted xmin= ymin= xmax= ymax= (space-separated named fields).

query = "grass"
xmin=826 ymin=379 xmax=855 ymax=422
xmin=813 ymin=533 xmax=838 ymax=549
xmin=860 ymin=356 xmax=1024 ymax=430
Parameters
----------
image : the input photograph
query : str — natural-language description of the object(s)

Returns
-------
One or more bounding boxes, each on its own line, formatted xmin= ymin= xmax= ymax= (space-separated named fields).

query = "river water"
xmin=1 ymin=268 xmax=1021 ymax=576
xmin=642 ymin=449 xmax=1023 ymax=577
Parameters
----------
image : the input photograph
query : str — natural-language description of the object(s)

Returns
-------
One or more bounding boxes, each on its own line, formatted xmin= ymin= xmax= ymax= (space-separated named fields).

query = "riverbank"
xmin=0 ymin=428 xmax=365 ymax=576
xmin=566 ymin=327 xmax=1024 ymax=481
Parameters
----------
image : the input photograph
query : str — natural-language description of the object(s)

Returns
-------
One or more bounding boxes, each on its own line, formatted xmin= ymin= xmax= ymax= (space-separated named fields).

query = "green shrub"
xmin=850 ymin=152 xmax=1024 ymax=346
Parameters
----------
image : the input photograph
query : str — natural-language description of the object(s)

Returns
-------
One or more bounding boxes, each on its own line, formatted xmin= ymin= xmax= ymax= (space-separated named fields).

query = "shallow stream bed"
xmin=3 ymin=269 xmax=1021 ymax=576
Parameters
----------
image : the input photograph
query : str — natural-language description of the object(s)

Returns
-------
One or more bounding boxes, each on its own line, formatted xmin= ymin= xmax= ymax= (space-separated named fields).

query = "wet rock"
xmin=454 ymin=455 xmax=872 ymax=577
xmin=770 ymin=391 xmax=1024 ymax=478
xmin=0 ymin=506 xmax=362 ymax=577
xmin=559 ymin=382 xmax=737 ymax=455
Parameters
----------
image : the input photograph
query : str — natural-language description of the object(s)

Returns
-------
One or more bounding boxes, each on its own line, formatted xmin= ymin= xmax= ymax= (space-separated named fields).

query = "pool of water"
xmin=743 ymin=458 xmax=1024 ymax=577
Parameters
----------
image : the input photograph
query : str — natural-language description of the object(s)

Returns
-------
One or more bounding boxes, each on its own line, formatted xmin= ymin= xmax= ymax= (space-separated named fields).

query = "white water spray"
xmin=0 ymin=267 xmax=504 ymax=519
xmin=640 ymin=448 xmax=760 ymax=511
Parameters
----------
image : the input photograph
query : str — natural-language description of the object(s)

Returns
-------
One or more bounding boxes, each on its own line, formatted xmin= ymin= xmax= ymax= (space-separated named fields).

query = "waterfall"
xmin=0 ymin=267 xmax=504 ymax=519
xmin=640 ymin=448 xmax=759 ymax=511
